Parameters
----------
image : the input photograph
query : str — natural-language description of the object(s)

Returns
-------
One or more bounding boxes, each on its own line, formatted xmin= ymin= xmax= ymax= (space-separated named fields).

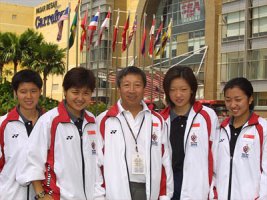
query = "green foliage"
xmin=38 ymin=96 xmax=59 ymax=111
xmin=87 ymin=102 xmax=108 ymax=116
xmin=0 ymin=81 xmax=16 ymax=115
xmin=0 ymin=81 xmax=58 ymax=116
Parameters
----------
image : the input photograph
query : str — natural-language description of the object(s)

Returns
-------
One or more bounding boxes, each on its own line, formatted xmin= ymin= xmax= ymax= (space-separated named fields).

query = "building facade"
xmin=1 ymin=0 xmax=266 ymax=116
xmin=219 ymin=0 xmax=267 ymax=116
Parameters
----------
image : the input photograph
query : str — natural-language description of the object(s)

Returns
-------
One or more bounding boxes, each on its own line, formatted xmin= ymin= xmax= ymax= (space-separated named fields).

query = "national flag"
xmin=88 ymin=9 xmax=100 ymax=48
xmin=57 ymin=6 xmax=69 ymax=41
xmin=69 ymin=1 xmax=80 ymax=49
xmin=155 ymin=18 xmax=172 ymax=57
xmin=141 ymin=29 xmax=146 ymax=56
xmin=95 ymin=9 xmax=111 ymax=47
xmin=148 ymin=15 xmax=156 ymax=57
xmin=154 ymin=18 xmax=163 ymax=49
xmin=127 ymin=15 xmax=137 ymax=47
xmin=112 ymin=13 xmax=120 ymax=52
xmin=121 ymin=14 xmax=130 ymax=52
xmin=141 ymin=13 xmax=147 ymax=56
xmin=80 ymin=9 xmax=88 ymax=51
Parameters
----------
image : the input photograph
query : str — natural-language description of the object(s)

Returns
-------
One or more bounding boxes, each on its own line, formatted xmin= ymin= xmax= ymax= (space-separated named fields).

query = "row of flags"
xmin=56 ymin=2 xmax=172 ymax=57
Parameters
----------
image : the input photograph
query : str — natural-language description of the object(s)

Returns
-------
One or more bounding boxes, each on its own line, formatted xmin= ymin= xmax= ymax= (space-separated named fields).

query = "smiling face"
xmin=64 ymin=87 xmax=92 ymax=118
xmin=118 ymin=73 xmax=145 ymax=111
xmin=15 ymin=82 xmax=41 ymax=112
xmin=224 ymin=86 xmax=253 ymax=121
xmin=169 ymin=77 xmax=192 ymax=112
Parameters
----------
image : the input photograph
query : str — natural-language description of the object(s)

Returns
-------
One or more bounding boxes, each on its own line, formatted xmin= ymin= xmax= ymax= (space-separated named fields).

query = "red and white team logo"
xmin=191 ymin=133 xmax=198 ymax=147
xmin=242 ymin=144 xmax=250 ymax=158
xmin=151 ymin=133 xmax=158 ymax=146
xmin=91 ymin=141 xmax=96 ymax=155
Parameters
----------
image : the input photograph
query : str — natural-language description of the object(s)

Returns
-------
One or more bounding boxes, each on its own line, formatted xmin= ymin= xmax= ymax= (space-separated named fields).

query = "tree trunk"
xmin=14 ymin=61 xmax=18 ymax=74
xmin=43 ymin=73 xmax=47 ymax=98
xmin=0 ymin=64 xmax=3 ymax=83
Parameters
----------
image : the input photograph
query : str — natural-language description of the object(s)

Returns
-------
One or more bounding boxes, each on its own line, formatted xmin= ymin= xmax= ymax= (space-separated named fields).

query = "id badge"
xmin=132 ymin=153 xmax=145 ymax=175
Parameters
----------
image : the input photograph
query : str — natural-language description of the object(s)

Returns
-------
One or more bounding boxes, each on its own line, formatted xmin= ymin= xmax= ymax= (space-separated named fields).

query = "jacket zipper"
xmin=116 ymin=117 xmax=132 ymax=197
xmin=79 ymin=124 xmax=88 ymax=200
xmin=224 ymin=125 xmax=251 ymax=200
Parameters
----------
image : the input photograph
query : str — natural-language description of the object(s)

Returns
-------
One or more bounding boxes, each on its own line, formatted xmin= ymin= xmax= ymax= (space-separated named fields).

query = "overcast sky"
xmin=0 ymin=0 xmax=48 ymax=7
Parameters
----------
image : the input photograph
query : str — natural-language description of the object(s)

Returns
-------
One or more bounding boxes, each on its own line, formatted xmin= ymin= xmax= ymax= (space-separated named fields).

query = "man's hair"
xmin=163 ymin=65 xmax=198 ymax=107
xmin=116 ymin=66 xmax=147 ymax=88
xmin=63 ymin=67 xmax=96 ymax=92
xmin=12 ymin=69 xmax=43 ymax=91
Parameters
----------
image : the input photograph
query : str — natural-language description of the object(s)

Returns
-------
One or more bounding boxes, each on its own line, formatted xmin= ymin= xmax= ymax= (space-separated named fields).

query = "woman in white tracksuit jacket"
xmin=210 ymin=77 xmax=267 ymax=200
xmin=0 ymin=70 xmax=43 ymax=200
xmin=161 ymin=66 xmax=219 ymax=200
xmin=16 ymin=68 xmax=104 ymax=200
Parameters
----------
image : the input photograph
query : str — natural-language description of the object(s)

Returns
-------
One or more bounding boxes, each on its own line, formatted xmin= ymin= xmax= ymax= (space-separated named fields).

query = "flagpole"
xmin=142 ymin=13 xmax=146 ymax=71
xmin=126 ymin=11 xmax=130 ymax=67
xmin=150 ymin=14 xmax=155 ymax=101
xmin=66 ymin=1 xmax=71 ymax=71
xmin=133 ymin=14 xmax=137 ymax=66
xmin=96 ymin=6 xmax=101 ymax=105
xmin=88 ymin=0 xmax=93 ymax=69
xmin=85 ymin=4 xmax=89 ymax=68
xmin=75 ymin=1 xmax=80 ymax=67
xmin=115 ymin=9 xmax=119 ymax=101
xmin=106 ymin=7 xmax=111 ymax=105
xmin=168 ymin=18 xmax=172 ymax=68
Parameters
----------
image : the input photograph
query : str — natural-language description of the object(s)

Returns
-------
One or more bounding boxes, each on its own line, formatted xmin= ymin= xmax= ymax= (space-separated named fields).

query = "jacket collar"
xmin=160 ymin=101 xmax=203 ymax=120
xmin=221 ymin=112 xmax=259 ymax=128
xmin=57 ymin=101 xmax=95 ymax=123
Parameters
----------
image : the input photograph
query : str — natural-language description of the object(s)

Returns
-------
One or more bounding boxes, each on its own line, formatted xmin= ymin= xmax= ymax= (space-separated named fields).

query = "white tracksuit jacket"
xmin=211 ymin=113 xmax=267 ymax=200
xmin=16 ymin=102 xmax=104 ymax=200
xmin=0 ymin=107 xmax=36 ymax=200
xmin=160 ymin=101 xmax=219 ymax=200
xmin=95 ymin=100 xmax=173 ymax=200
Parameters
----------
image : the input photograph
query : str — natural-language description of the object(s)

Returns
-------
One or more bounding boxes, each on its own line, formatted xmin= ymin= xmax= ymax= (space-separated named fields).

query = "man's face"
xmin=118 ymin=74 xmax=145 ymax=110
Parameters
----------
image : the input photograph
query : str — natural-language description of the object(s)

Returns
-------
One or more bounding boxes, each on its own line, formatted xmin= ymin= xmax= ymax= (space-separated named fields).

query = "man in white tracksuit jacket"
xmin=96 ymin=66 xmax=173 ymax=200
xmin=160 ymin=101 xmax=219 ymax=200
xmin=96 ymin=101 xmax=173 ymax=200
xmin=211 ymin=113 xmax=267 ymax=200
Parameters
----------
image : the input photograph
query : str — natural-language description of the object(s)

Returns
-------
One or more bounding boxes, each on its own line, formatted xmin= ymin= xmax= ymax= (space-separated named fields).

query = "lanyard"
xmin=122 ymin=112 xmax=145 ymax=153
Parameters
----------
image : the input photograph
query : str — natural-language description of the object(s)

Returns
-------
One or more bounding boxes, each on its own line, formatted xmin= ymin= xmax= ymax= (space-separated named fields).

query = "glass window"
xmin=254 ymin=92 xmax=267 ymax=106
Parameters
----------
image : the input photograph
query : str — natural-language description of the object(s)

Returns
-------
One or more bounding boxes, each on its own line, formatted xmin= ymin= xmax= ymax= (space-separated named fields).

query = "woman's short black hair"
xmin=163 ymin=65 xmax=198 ymax=107
xmin=63 ymin=67 xmax=96 ymax=92
xmin=12 ymin=69 xmax=43 ymax=92
xmin=116 ymin=66 xmax=146 ymax=88
xmin=223 ymin=77 xmax=254 ymax=110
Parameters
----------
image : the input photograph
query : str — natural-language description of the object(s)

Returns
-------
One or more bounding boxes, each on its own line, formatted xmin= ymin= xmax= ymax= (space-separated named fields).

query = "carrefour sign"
xmin=35 ymin=1 xmax=65 ymax=29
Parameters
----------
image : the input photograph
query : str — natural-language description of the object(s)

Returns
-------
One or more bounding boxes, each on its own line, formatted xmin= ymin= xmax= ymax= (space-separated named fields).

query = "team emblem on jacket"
xmin=242 ymin=144 xmax=250 ymax=158
xmin=91 ymin=141 xmax=96 ymax=155
xmin=190 ymin=133 xmax=198 ymax=147
xmin=151 ymin=132 xmax=158 ymax=146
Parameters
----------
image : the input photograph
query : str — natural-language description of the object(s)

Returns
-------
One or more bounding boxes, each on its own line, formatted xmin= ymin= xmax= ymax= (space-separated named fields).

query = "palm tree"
xmin=0 ymin=32 xmax=5 ymax=81
xmin=0 ymin=29 xmax=44 ymax=78
xmin=23 ymin=42 xmax=66 ymax=97
xmin=20 ymin=29 xmax=44 ymax=65
xmin=0 ymin=32 xmax=21 ymax=74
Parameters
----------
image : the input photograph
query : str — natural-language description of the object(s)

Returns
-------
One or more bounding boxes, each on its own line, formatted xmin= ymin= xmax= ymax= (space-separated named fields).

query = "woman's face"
xmin=169 ymin=77 xmax=192 ymax=110
xmin=64 ymin=87 xmax=92 ymax=118
xmin=224 ymin=86 xmax=253 ymax=119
